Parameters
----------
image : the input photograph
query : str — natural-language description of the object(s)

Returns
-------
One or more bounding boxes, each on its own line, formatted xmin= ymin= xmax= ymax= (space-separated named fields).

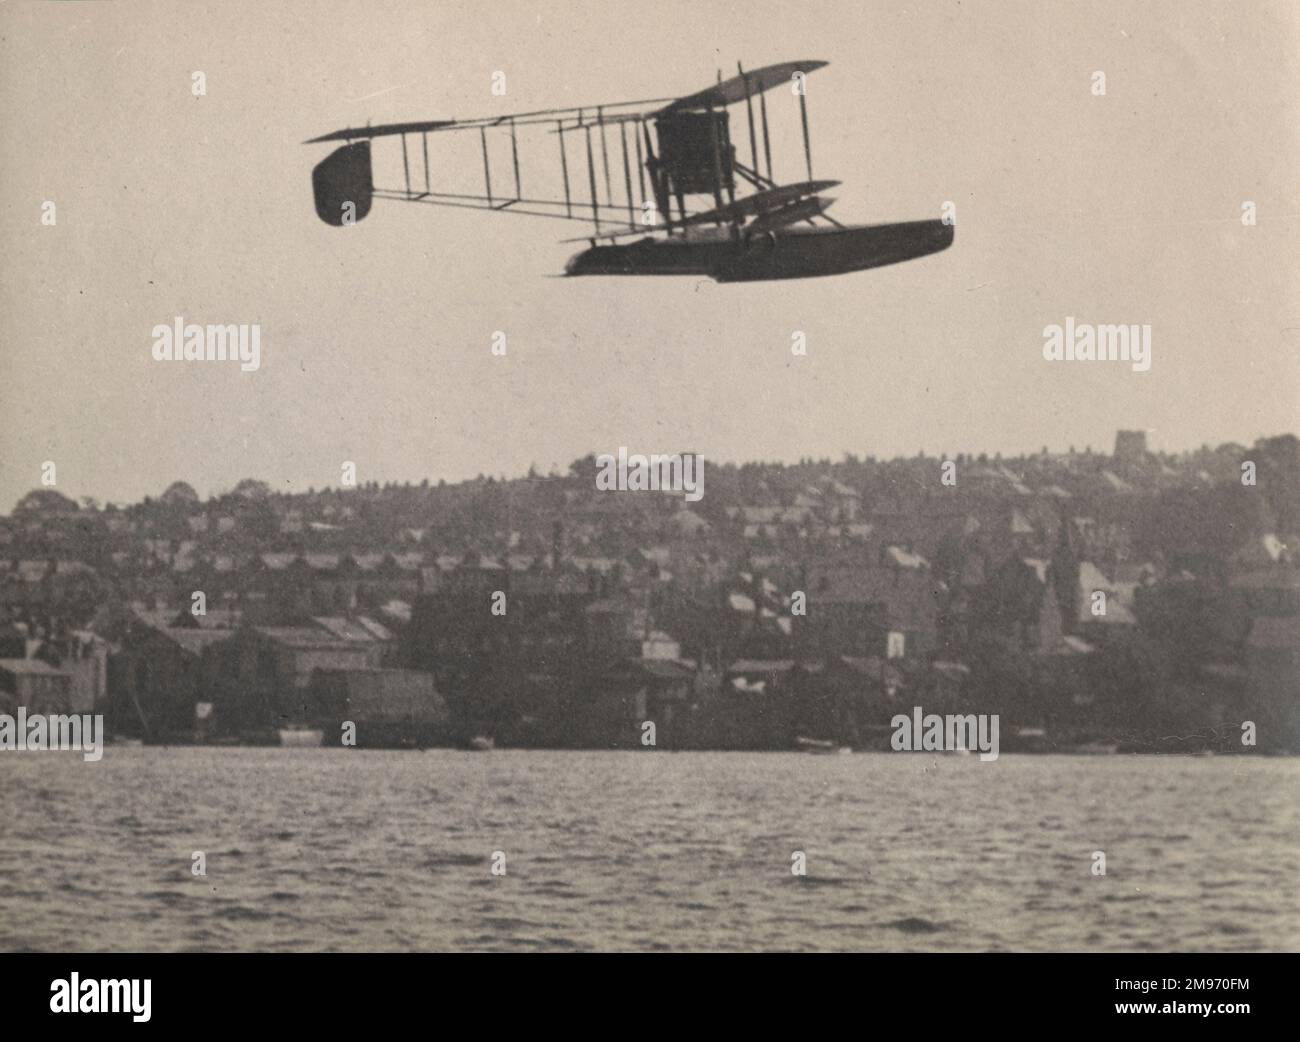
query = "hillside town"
xmin=1 ymin=430 xmax=1297 ymax=753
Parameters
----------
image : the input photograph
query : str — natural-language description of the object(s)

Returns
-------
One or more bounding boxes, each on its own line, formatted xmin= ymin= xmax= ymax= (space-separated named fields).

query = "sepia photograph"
xmin=0 ymin=0 xmax=1297 ymax=1002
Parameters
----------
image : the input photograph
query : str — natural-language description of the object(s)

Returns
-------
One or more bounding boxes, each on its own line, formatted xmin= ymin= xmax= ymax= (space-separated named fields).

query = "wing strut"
xmin=799 ymin=87 xmax=813 ymax=181
xmin=401 ymin=133 xmax=411 ymax=197
xmin=740 ymin=63 xmax=760 ymax=180
xmin=634 ymin=120 xmax=646 ymax=205
xmin=759 ymin=90 xmax=773 ymax=182
xmin=557 ymin=121 xmax=572 ymax=217
xmin=480 ymin=127 xmax=493 ymax=206
xmin=642 ymin=120 xmax=671 ymax=233
xmin=707 ymin=103 xmax=726 ymax=216
xmin=619 ymin=120 xmax=635 ymax=225
xmin=584 ymin=124 xmax=600 ymax=232
xmin=598 ymin=107 xmax=612 ymax=208
xmin=510 ymin=118 xmax=521 ymax=200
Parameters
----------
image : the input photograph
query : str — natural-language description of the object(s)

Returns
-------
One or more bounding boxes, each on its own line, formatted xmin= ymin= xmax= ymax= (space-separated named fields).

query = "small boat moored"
xmin=795 ymin=736 xmax=852 ymax=755
xmin=278 ymin=726 xmax=325 ymax=748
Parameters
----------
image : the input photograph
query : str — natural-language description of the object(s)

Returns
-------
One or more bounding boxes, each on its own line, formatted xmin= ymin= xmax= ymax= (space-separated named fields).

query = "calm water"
xmin=1 ymin=748 xmax=1297 ymax=952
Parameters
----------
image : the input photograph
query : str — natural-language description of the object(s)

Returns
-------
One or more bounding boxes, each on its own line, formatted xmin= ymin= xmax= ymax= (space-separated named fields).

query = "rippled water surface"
xmin=1 ymin=749 xmax=1297 ymax=951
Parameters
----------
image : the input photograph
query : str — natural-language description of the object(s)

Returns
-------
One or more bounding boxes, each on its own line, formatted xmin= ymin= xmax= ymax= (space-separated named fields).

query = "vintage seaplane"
xmin=306 ymin=60 xmax=952 ymax=282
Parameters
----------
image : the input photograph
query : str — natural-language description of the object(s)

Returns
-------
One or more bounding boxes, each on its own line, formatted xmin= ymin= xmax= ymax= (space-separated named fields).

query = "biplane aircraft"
xmin=306 ymin=60 xmax=953 ymax=282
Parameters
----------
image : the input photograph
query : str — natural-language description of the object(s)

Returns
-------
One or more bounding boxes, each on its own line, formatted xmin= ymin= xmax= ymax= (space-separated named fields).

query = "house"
xmin=818 ymin=478 xmax=862 ymax=522
xmin=311 ymin=667 xmax=448 ymax=747
xmin=715 ymin=659 xmax=799 ymax=748
xmin=202 ymin=626 xmax=374 ymax=732
xmin=1229 ymin=567 xmax=1300 ymax=619
xmin=351 ymin=553 xmax=423 ymax=608
xmin=0 ymin=659 xmax=73 ymax=715
xmin=801 ymin=559 xmax=942 ymax=661
xmin=303 ymin=554 xmax=357 ymax=612
xmin=669 ymin=508 xmax=711 ymax=535
xmin=789 ymin=655 xmax=906 ymax=746
xmin=591 ymin=657 xmax=696 ymax=748
xmin=1245 ymin=616 xmax=1300 ymax=749
xmin=405 ymin=568 xmax=596 ymax=732
xmin=1076 ymin=561 xmax=1139 ymax=630
xmin=0 ymin=622 xmax=26 ymax=659
xmin=972 ymin=556 xmax=1064 ymax=653
xmin=800 ymin=569 xmax=889 ymax=659
xmin=310 ymin=616 xmax=391 ymax=666
xmin=641 ymin=630 xmax=681 ymax=660
xmin=110 ymin=612 xmax=237 ymax=739
xmin=1032 ymin=634 xmax=1099 ymax=722
xmin=234 ymin=626 xmax=374 ymax=696
xmin=0 ymin=560 xmax=51 ymax=611
xmin=58 ymin=630 xmax=109 ymax=713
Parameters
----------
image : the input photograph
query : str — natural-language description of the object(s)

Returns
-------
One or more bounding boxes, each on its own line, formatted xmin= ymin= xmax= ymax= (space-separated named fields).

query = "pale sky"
xmin=1 ymin=0 xmax=1297 ymax=511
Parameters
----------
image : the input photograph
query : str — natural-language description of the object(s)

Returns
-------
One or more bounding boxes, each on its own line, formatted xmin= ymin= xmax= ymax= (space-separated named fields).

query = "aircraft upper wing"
xmin=304 ymin=119 xmax=459 ymax=144
xmin=303 ymin=99 xmax=673 ymax=144
xmin=303 ymin=60 xmax=829 ymax=143
xmin=657 ymin=60 xmax=828 ymax=114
